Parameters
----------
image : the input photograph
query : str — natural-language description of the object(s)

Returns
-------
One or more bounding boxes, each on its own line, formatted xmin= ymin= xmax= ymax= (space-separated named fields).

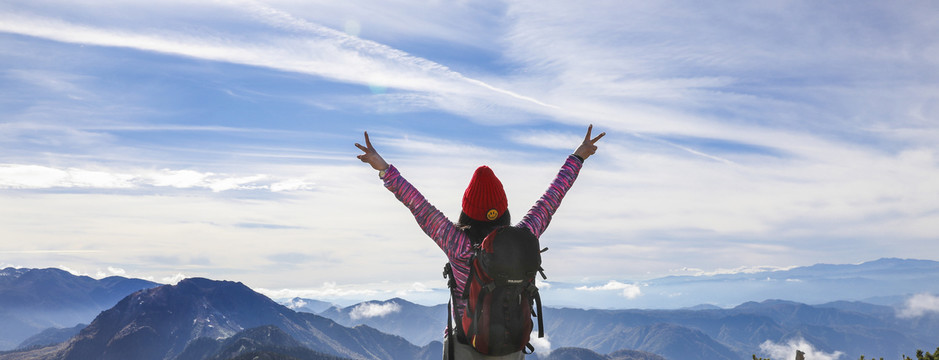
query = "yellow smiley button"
xmin=486 ymin=209 xmax=499 ymax=221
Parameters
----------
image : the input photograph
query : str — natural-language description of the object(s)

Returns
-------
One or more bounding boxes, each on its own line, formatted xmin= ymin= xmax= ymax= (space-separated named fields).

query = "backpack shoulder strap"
xmin=443 ymin=263 xmax=455 ymax=360
xmin=532 ymin=285 xmax=544 ymax=338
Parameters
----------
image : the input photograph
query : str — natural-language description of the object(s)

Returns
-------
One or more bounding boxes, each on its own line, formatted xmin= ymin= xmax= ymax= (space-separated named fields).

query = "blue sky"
xmin=2 ymin=0 xmax=938 ymax=307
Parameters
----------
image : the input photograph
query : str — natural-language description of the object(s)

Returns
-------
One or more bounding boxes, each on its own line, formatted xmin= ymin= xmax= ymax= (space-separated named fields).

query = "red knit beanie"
xmin=462 ymin=166 xmax=508 ymax=222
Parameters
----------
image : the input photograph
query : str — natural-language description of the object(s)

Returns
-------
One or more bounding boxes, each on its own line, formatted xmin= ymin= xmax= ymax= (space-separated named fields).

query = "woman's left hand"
xmin=573 ymin=124 xmax=605 ymax=160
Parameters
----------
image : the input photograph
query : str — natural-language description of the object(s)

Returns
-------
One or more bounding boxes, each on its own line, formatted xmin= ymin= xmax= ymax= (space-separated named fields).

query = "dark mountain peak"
xmin=542 ymin=347 xmax=606 ymax=360
xmin=733 ymin=299 xmax=802 ymax=310
xmin=42 ymin=277 xmax=429 ymax=360
xmin=135 ymin=277 xmax=276 ymax=314
xmin=173 ymin=277 xmax=248 ymax=294
xmin=382 ymin=297 xmax=414 ymax=305
xmin=608 ymin=349 xmax=668 ymax=360
xmin=58 ymin=278 xmax=289 ymax=360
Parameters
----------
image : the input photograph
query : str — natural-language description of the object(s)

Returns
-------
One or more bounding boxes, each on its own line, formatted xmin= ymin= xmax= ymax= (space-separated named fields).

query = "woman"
xmin=355 ymin=125 xmax=604 ymax=359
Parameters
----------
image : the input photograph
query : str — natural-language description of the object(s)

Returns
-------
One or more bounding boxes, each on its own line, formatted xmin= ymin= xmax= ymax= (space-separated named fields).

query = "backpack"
xmin=444 ymin=226 xmax=547 ymax=357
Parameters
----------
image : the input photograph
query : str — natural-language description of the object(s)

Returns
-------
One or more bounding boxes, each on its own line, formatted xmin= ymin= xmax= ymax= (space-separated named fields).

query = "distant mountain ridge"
xmin=15 ymin=325 xmax=85 ymax=351
xmin=545 ymin=257 xmax=939 ymax=309
xmin=0 ymin=277 xmax=438 ymax=360
xmin=0 ymin=267 xmax=159 ymax=350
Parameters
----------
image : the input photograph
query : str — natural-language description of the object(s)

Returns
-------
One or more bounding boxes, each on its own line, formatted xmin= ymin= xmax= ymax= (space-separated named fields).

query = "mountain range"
xmin=0 ymin=267 xmax=159 ymax=350
xmin=543 ymin=257 xmax=939 ymax=309
xmin=1 ymin=258 xmax=938 ymax=360
xmin=305 ymin=295 xmax=938 ymax=360
xmin=0 ymin=277 xmax=439 ymax=360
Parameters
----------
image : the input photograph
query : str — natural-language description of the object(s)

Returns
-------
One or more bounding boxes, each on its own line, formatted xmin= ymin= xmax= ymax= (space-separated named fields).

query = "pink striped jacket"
xmin=382 ymin=155 xmax=584 ymax=321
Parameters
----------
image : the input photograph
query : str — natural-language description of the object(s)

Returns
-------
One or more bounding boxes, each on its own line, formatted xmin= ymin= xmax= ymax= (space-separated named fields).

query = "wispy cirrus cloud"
xmin=0 ymin=164 xmax=313 ymax=192
xmin=0 ymin=0 xmax=553 ymax=120
xmin=501 ymin=0 xmax=939 ymax=156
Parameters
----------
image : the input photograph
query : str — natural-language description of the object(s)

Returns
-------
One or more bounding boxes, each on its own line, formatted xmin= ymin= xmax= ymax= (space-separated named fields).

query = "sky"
xmin=1 ymin=0 xmax=938 ymax=308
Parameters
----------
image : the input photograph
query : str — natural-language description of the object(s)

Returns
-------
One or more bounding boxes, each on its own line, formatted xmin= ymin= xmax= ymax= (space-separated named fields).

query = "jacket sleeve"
xmin=519 ymin=155 xmax=584 ymax=238
xmin=381 ymin=165 xmax=473 ymax=264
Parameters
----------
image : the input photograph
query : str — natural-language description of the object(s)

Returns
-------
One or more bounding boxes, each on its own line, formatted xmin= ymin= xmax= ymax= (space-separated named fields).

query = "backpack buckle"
xmin=443 ymin=263 xmax=456 ymax=289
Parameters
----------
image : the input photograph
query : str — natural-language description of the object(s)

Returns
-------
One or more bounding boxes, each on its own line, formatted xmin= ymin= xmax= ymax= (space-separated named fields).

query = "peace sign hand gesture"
xmin=355 ymin=131 xmax=390 ymax=171
xmin=573 ymin=124 xmax=606 ymax=160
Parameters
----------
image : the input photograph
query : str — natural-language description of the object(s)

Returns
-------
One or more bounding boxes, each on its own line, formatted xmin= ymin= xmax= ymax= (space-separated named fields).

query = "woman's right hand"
xmin=355 ymin=131 xmax=390 ymax=171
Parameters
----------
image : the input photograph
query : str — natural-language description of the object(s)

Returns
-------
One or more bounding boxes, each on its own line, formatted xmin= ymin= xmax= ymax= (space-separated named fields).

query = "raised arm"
xmin=520 ymin=125 xmax=605 ymax=238
xmin=355 ymin=132 xmax=472 ymax=263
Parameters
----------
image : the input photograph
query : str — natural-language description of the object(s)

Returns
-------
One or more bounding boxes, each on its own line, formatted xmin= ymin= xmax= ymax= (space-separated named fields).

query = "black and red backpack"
xmin=444 ymin=226 xmax=546 ymax=357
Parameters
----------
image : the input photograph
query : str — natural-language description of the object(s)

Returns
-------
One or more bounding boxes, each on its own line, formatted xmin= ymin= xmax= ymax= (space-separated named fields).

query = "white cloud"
xmin=162 ymin=273 xmax=188 ymax=285
xmin=0 ymin=165 xmax=67 ymax=188
xmin=148 ymin=169 xmax=210 ymax=188
xmin=575 ymin=280 xmax=641 ymax=299
xmin=349 ymin=301 xmax=401 ymax=320
xmin=0 ymin=164 xmax=318 ymax=193
xmin=270 ymin=179 xmax=316 ymax=192
xmin=257 ymin=282 xmax=379 ymax=300
xmin=897 ymin=293 xmax=939 ymax=318
xmin=95 ymin=266 xmax=127 ymax=278
xmin=56 ymin=265 xmax=88 ymax=277
xmin=206 ymin=174 xmax=269 ymax=192
xmin=0 ymin=165 xmax=135 ymax=189
xmin=536 ymin=279 xmax=551 ymax=290
xmin=529 ymin=333 xmax=551 ymax=356
xmin=283 ymin=298 xmax=308 ymax=310
xmin=759 ymin=338 xmax=844 ymax=360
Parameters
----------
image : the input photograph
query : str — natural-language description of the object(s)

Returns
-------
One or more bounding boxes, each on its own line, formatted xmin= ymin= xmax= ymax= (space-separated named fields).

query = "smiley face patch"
xmin=486 ymin=209 xmax=499 ymax=221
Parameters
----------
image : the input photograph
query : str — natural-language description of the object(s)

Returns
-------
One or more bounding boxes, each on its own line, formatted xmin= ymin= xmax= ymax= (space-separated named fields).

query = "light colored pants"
xmin=443 ymin=333 xmax=525 ymax=360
